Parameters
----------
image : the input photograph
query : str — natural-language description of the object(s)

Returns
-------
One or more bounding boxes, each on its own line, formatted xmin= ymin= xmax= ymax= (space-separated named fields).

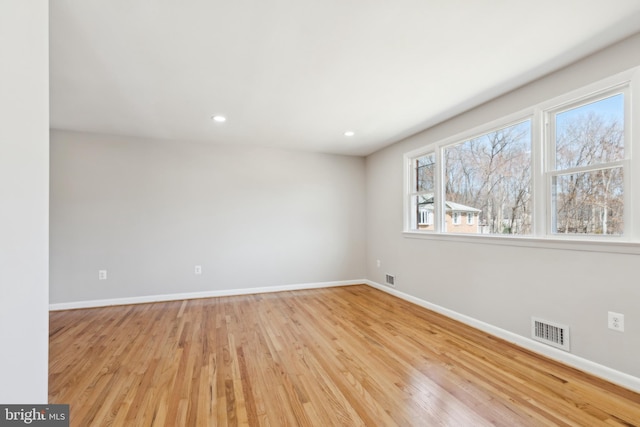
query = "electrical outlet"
xmin=608 ymin=311 xmax=624 ymax=332
xmin=194 ymin=265 xmax=202 ymax=275
xmin=376 ymin=259 xmax=381 ymax=268
xmin=98 ymin=270 xmax=107 ymax=280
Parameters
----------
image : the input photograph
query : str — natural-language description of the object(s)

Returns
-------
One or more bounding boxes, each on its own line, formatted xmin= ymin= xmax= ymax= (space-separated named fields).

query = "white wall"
xmin=0 ymin=1 xmax=49 ymax=403
xmin=366 ymin=33 xmax=640 ymax=380
xmin=50 ymin=130 xmax=366 ymax=304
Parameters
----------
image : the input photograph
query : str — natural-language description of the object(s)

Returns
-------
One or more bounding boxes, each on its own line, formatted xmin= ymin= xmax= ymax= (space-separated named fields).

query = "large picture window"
xmin=444 ymin=120 xmax=531 ymax=235
xmin=404 ymin=68 xmax=637 ymax=247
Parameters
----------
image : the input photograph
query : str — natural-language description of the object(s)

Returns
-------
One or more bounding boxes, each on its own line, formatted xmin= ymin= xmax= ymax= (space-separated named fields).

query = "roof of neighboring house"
xmin=418 ymin=194 xmax=481 ymax=213
xmin=446 ymin=200 xmax=481 ymax=213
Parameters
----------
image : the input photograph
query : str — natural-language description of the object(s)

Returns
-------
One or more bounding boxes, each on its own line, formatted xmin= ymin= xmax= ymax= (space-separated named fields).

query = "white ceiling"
xmin=50 ymin=1 xmax=640 ymax=156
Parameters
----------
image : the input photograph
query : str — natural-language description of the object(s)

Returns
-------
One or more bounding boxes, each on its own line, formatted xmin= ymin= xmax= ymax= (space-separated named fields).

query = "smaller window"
xmin=467 ymin=212 xmax=474 ymax=225
xmin=409 ymin=153 xmax=436 ymax=231
xmin=549 ymin=92 xmax=625 ymax=236
xmin=419 ymin=210 xmax=427 ymax=224
xmin=418 ymin=209 xmax=433 ymax=226
xmin=452 ymin=212 xmax=461 ymax=225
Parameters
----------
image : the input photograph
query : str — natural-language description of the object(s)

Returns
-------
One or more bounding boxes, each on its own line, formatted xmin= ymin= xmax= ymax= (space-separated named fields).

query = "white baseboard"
xmin=50 ymin=278 xmax=640 ymax=393
xmin=364 ymin=280 xmax=640 ymax=394
xmin=49 ymin=279 xmax=364 ymax=311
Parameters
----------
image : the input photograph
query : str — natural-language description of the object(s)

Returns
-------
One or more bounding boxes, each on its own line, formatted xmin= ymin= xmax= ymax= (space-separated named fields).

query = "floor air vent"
xmin=385 ymin=274 xmax=395 ymax=287
xmin=531 ymin=317 xmax=570 ymax=351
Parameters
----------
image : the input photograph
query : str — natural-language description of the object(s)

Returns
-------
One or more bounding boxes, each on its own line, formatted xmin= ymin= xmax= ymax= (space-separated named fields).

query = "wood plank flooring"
xmin=49 ymin=285 xmax=640 ymax=426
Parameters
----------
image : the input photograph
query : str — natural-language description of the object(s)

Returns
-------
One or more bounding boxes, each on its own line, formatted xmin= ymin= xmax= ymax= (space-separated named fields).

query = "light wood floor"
xmin=49 ymin=285 xmax=640 ymax=426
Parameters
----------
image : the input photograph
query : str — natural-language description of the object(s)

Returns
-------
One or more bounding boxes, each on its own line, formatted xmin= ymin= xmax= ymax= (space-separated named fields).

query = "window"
xmin=444 ymin=120 xmax=531 ymax=235
xmin=419 ymin=209 xmax=433 ymax=225
xmin=548 ymin=93 xmax=625 ymax=235
xmin=419 ymin=210 xmax=428 ymax=225
xmin=408 ymin=153 xmax=436 ymax=230
xmin=452 ymin=212 xmax=461 ymax=225
xmin=404 ymin=68 xmax=638 ymax=247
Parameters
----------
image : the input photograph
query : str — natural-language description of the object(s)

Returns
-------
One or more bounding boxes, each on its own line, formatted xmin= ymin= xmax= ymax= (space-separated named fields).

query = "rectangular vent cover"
xmin=385 ymin=274 xmax=395 ymax=287
xmin=531 ymin=317 xmax=570 ymax=351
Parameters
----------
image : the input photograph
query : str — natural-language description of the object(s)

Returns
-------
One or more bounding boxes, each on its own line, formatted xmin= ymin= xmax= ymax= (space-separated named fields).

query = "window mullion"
xmin=533 ymin=109 xmax=546 ymax=237
xmin=435 ymin=146 xmax=444 ymax=233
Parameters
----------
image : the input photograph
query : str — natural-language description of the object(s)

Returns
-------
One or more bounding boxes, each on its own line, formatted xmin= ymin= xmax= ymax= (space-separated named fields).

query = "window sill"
xmin=402 ymin=231 xmax=640 ymax=255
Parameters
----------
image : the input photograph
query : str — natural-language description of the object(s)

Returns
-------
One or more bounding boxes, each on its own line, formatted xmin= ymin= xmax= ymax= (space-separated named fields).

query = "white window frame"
xmin=467 ymin=212 xmax=474 ymax=225
xmin=403 ymin=67 xmax=640 ymax=254
xmin=542 ymin=82 xmax=632 ymax=240
xmin=406 ymin=152 xmax=437 ymax=232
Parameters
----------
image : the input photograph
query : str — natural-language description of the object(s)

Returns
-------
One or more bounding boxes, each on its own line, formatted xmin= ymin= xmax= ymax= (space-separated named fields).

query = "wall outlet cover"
xmin=608 ymin=311 xmax=625 ymax=332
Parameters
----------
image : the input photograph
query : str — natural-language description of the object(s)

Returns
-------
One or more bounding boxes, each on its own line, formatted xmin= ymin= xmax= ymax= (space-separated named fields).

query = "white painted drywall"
xmin=366 ymin=32 xmax=640 ymax=378
xmin=50 ymin=131 xmax=365 ymax=303
xmin=0 ymin=0 xmax=49 ymax=403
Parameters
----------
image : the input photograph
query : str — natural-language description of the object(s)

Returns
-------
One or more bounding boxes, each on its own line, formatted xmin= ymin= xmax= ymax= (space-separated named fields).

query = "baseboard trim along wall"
xmin=49 ymin=279 xmax=364 ymax=311
xmin=364 ymin=280 xmax=640 ymax=394
xmin=49 ymin=278 xmax=640 ymax=393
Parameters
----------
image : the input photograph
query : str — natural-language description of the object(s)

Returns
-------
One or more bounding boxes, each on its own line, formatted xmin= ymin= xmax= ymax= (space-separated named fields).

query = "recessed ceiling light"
xmin=212 ymin=115 xmax=226 ymax=123
xmin=344 ymin=131 xmax=355 ymax=137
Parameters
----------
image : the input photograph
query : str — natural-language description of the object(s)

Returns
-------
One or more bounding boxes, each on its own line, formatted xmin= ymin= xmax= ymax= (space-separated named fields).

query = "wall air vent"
xmin=385 ymin=274 xmax=395 ymax=287
xmin=531 ymin=317 xmax=570 ymax=352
